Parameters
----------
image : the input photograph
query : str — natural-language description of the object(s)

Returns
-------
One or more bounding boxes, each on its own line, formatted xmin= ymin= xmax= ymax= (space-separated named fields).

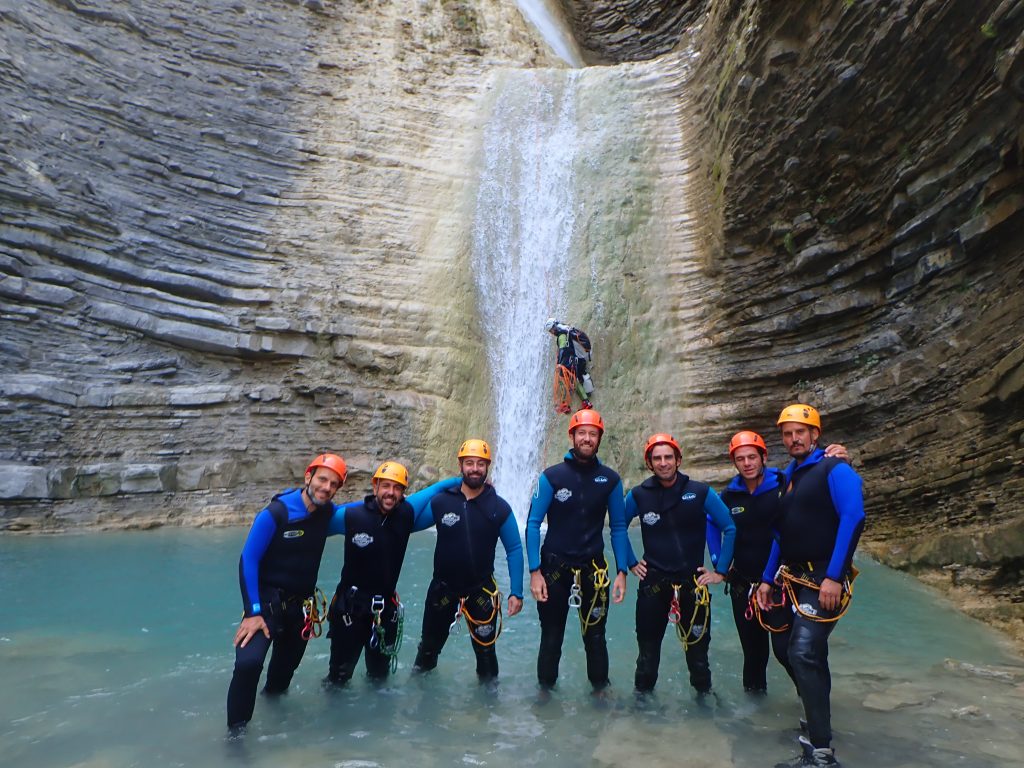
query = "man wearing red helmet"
xmin=624 ymin=433 xmax=736 ymax=695
xmin=719 ymin=430 xmax=848 ymax=696
xmin=227 ymin=453 xmax=348 ymax=732
xmin=526 ymin=408 xmax=629 ymax=690
xmin=756 ymin=404 xmax=864 ymax=768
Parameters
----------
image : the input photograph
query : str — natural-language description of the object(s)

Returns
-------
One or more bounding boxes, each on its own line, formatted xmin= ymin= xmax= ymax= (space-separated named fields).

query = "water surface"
xmin=2 ymin=529 xmax=1022 ymax=767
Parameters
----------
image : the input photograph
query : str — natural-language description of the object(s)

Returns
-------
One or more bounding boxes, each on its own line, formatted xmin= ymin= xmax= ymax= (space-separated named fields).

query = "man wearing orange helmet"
xmin=412 ymin=439 xmax=524 ymax=680
xmin=624 ymin=433 xmax=736 ymax=695
xmin=526 ymin=408 xmax=629 ymax=690
xmin=756 ymin=404 xmax=864 ymax=768
xmin=719 ymin=430 xmax=848 ymax=695
xmin=323 ymin=461 xmax=460 ymax=687
xmin=228 ymin=453 xmax=348 ymax=732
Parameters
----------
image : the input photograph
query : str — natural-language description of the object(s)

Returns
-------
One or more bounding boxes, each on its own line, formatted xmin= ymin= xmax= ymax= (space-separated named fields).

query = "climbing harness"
xmin=568 ymin=559 xmax=610 ymax=637
xmin=301 ymin=588 xmax=328 ymax=640
xmin=776 ymin=563 xmax=858 ymax=624
xmin=671 ymin=577 xmax=711 ymax=650
xmin=745 ymin=582 xmax=791 ymax=633
xmin=452 ymin=581 xmax=504 ymax=648
xmin=369 ymin=593 xmax=405 ymax=672
xmin=553 ymin=364 xmax=576 ymax=415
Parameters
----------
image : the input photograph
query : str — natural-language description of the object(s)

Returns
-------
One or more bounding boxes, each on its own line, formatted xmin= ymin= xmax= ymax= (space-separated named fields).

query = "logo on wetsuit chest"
xmin=594 ymin=476 xmax=608 ymax=484
xmin=352 ymin=532 xmax=374 ymax=548
xmin=642 ymin=511 xmax=660 ymax=526
xmin=283 ymin=530 xmax=304 ymax=539
xmin=555 ymin=488 xmax=572 ymax=502
xmin=441 ymin=512 xmax=460 ymax=527
xmin=731 ymin=506 xmax=746 ymax=515
xmin=681 ymin=492 xmax=697 ymax=501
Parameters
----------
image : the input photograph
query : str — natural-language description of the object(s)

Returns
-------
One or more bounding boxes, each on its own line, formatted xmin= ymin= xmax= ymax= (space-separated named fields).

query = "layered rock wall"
xmin=0 ymin=0 xmax=553 ymax=528
xmin=684 ymin=0 xmax=1024 ymax=640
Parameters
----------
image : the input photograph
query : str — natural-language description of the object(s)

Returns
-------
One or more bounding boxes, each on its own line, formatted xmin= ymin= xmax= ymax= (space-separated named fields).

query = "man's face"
xmin=780 ymin=422 xmax=819 ymax=461
xmin=572 ymin=425 xmax=601 ymax=459
xmin=374 ymin=478 xmax=405 ymax=513
xmin=649 ymin=444 xmax=680 ymax=483
xmin=732 ymin=446 xmax=765 ymax=480
xmin=460 ymin=457 xmax=489 ymax=489
xmin=305 ymin=467 xmax=343 ymax=505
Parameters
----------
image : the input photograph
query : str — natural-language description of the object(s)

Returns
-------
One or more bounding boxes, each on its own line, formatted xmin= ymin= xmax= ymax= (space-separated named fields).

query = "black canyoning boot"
xmin=774 ymin=736 xmax=839 ymax=767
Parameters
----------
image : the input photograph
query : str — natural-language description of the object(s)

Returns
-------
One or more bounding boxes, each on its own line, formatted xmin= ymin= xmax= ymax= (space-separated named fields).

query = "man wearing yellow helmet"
xmin=228 ymin=453 xmax=348 ymax=733
xmin=323 ymin=462 xmax=460 ymax=686
xmin=412 ymin=439 xmax=524 ymax=680
xmin=756 ymin=404 xmax=865 ymax=768
xmin=526 ymin=408 xmax=629 ymax=690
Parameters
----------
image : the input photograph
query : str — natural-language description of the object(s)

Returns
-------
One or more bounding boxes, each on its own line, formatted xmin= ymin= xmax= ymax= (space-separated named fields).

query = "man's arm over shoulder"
xmin=408 ymin=476 xmax=462 ymax=531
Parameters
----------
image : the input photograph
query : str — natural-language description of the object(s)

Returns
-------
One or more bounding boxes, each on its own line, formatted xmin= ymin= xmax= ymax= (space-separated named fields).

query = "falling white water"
xmin=514 ymin=0 xmax=585 ymax=68
xmin=471 ymin=69 xmax=581 ymax=523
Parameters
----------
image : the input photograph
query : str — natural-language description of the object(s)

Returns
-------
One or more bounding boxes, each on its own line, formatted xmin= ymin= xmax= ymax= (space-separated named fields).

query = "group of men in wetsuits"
xmin=227 ymin=402 xmax=863 ymax=768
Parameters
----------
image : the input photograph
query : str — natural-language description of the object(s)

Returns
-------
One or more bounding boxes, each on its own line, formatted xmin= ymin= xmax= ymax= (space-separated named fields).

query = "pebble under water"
xmin=2 ymin=527 xmax=1023 ymax=768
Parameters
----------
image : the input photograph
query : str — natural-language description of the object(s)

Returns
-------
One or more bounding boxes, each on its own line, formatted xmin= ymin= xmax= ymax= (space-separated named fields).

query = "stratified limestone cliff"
xmin=0 ymin=0 xmax=554 ymax=528
xmin=685 ymin=0 xmax=1024 ymax=642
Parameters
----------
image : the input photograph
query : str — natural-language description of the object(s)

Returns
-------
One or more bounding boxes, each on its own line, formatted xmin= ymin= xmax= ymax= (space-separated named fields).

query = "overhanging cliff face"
xmin=553 ymin=0 xmax=1024 ymax=641
xmin=689 ymin=0 xmax=1024 ymax=641
xmin=0 ymin=0 xmax=553 ymax=528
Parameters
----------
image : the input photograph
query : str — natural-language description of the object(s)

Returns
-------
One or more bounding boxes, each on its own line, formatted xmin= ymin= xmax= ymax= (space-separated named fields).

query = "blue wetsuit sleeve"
xmin=408 ymin=476 xmax=461 ymax=531
xmin=826 ymin=463 xmax=865 ymax=581
xmin=238 ymin=508 xmax=276 ymax=616
xmin=499 ymin=514 xmax=524 ymax=598
xmin=706 ymin=520 xmax=721 ymax=567
xmin=607 ymin=480 xmax=629 ymax=573
xmin=526 ymin=474 xmax=554 ymax=572
xmin=705 ymin=488 xmax=735 ymax=575
xmin=623 ymin=490 xmax=640 ymax=569
xmin=326 ymin=502 xmax=351 ymax=536
xmin=761 ymin=539 xmax=781 ymax=584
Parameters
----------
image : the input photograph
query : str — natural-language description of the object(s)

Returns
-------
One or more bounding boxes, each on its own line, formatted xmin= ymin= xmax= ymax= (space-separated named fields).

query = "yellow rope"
xmin=777 ymin=564 xmax=858 ymax=623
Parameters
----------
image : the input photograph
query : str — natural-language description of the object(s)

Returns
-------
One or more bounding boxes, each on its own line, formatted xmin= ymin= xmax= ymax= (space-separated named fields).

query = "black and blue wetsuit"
xmin=526 ymin=450 xmax=629 ymax=689
xmin=719 ymin=467 xmax=789 ymax=692
xmin=624 ymin=473 xmax=735 ymax=693
xmin=413 ymin=484 xmax=524 ymax=679
xmin=760 ymin=448 xmax=864 ymax=750
xmin=325 ymin=477 xmax=459 ymax=684
xmin=227 ymin=487 xmax=335 ymax=728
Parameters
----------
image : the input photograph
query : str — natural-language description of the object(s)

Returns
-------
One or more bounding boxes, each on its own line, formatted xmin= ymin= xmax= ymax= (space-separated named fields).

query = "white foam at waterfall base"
xmin=471 ymin=69 xmax=581 ymax=524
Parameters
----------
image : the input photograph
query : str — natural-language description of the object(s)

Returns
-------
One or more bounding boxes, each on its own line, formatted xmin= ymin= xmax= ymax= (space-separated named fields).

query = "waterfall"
xmin=514 ymin=0 xmax=584 ymax=68
xmin=471 ymin=69 xmax=581 ymax=524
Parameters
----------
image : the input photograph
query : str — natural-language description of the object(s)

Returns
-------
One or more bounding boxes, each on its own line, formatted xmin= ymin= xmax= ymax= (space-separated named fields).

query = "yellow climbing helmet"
xmin=372 ymin=461 xmax=409 ymax=488
xmin=776 ymin=403 xmax=821 ymax=429
xmin=457 ymin=439 xmax=492 ymax=461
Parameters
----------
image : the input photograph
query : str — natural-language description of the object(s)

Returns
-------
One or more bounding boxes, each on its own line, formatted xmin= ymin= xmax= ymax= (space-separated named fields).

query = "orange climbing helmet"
xmin=306 ymin=453 xmax=348 ymax=485
xmin=777 ymin=403 xmax=821 ymax=430
xmin=728 ymin=431 xmax=768 ymax=459
xmin=457 ymin=439 xmax=492 ymax=461
xmin=372 ymin=461 xmax=409 ymax=488
xmin=568 ymin=408 xmax=604 ymax=436
xmin=643 ymin=433 xmax=681 ymax=468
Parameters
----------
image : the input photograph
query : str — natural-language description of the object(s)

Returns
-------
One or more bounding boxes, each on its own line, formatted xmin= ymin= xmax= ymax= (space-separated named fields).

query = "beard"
xmin=462 ymin=472 xmax=487 ymax=489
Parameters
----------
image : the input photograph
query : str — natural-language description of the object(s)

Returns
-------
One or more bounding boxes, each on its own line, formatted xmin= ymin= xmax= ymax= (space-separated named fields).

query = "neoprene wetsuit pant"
xmin=634 ymin=575 xmax=711 ymax=693
xmin=226 ymin=591 xmax=308 ymax=728
xmin=325 ymin=591 xmax=399 ymax=684
xmin=535 ymin=552 xmax=610 ymax=689
xmin=771 ymin=578 xmax=840 ymax=748
xmin=414 ymin=576 xmax=500 ymax=679
xmin=728 ymin=576 xmax=774 ymax=691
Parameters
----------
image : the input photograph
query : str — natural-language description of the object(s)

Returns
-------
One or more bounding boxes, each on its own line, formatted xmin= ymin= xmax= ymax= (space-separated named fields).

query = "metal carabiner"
xmin=568 ymin=583 xmax=583 ymax=609
xmin=448 ymin=600 xmax=464 ymax=636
